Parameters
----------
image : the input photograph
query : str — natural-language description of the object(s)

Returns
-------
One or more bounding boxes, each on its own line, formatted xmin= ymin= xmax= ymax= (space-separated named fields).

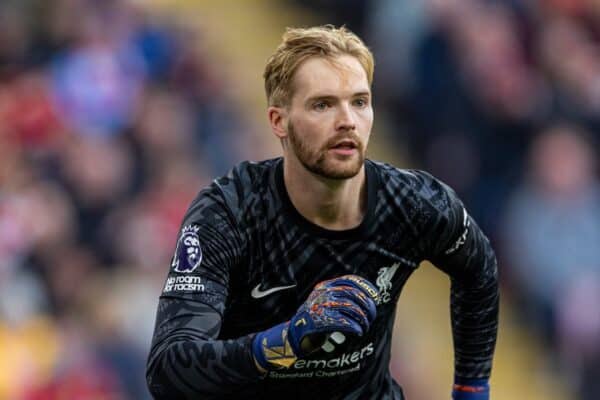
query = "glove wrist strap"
xmin=252 ymin=322 xmax=298 ymax=370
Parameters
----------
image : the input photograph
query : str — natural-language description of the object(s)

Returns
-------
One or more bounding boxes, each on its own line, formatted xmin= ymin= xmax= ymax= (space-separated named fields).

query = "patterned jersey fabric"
xmin=146 ymin=158 xmax=499 ymax=399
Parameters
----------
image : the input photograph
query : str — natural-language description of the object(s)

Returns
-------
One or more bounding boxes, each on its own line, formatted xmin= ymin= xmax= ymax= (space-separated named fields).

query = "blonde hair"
xmin=263 ymin=25 xmax=374 ymax=107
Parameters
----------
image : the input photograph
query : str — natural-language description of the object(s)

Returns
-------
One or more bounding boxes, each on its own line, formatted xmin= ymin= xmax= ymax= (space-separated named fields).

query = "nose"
xmin=335 ymin=103 xmax=356 ymax=132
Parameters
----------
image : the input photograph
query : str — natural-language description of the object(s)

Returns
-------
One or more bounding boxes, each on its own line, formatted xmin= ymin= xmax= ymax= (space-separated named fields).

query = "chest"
xmin=221 ymin=225 xmax=420 ymax=336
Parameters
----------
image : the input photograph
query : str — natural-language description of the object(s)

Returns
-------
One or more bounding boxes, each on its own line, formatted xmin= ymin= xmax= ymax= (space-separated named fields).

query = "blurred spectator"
xmin=291 ymin=0 xmax=371 ymax=36
xmin=0 ymin=317 xmax=60 ymax=399
xmin=557 ymin=273 xmax=600 ymax=399
xmin=502 ymin=123 xmax=600 ymax=399
xmin=0 ymin=0 xmax=246 ymax=398
xmin=366 ymin=0 xmax=427 ymax=99
xmin=537 ymin=16 xmax=600 ymax=130
xmin=0 ymin=71 xmax=65 ymax=153
xmin=48 ymin=0 xmax=146 ymax=137
xmin=55 ymin=134 xmax=136 ymax=262
xmin=407 ymin=0 xmax=550 ymax=233
xmin=2 ymin=0 xmax=600 ymax=398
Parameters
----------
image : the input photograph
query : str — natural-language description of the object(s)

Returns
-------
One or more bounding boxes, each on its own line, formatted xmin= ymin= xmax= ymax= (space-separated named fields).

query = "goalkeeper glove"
xmin=252 ymin=274 xmax=379 ymax=371
xmin=452 ymin=378 xmax=490 ymax=400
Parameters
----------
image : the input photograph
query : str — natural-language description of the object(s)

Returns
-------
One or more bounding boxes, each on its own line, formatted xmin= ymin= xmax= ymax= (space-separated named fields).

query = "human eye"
xmin=312 ymin=100 xmax=329 ymax=111
xmin=353 ymin=97 xmax=369 ymax=108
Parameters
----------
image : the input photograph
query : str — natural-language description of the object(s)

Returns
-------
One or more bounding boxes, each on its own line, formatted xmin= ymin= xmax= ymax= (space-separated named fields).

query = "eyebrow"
xmin=305 ymin=91 xmax=371 ymax=103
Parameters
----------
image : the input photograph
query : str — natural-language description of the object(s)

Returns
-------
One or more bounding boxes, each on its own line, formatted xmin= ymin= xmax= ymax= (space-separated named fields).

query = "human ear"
xmin=267 ymin=106 xmax=288 ymax=140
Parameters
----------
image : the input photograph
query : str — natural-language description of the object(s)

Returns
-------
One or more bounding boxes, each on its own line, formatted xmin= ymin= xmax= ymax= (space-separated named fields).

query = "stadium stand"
xmin=2 ymin=0 xmax=598 ymax=399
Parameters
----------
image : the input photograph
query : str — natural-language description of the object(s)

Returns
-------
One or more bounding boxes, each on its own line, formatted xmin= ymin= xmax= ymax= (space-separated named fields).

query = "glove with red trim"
xmin=252 ymin=275 xmax=379 ymax=371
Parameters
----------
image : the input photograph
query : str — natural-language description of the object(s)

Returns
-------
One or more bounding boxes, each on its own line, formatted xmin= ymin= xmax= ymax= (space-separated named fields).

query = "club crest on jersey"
xmin=376 ymin=262 xmax=400 ymax=304
xmin=171 ymin=225 xmax=203 ymax=273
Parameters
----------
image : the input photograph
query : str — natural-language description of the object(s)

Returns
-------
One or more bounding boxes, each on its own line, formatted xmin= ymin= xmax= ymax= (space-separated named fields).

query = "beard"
xmin=287 ymin=121 xmax=365 ymax=180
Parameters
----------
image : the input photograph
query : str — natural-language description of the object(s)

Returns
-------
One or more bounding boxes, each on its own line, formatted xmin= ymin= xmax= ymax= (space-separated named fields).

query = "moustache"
xmin=324 ymin=133 xmax=363 ymax=151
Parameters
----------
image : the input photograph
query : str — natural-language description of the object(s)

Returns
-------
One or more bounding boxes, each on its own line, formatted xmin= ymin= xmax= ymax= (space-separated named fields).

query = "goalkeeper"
xmin=146 ymin=25 xmax=498 ymax=400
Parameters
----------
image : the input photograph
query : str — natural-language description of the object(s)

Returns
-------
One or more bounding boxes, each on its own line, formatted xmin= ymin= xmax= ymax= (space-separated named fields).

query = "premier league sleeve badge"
xmin=171 ymin=225 xmax=203 ymax=273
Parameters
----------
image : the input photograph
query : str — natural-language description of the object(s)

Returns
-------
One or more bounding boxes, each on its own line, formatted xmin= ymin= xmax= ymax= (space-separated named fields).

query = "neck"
xmin=283 ymin=157 xmax=367 ymax=231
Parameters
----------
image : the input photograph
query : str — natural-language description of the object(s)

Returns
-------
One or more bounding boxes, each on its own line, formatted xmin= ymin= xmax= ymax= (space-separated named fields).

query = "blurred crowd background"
xmin=0 ymin=0 xmax=599 ymax=399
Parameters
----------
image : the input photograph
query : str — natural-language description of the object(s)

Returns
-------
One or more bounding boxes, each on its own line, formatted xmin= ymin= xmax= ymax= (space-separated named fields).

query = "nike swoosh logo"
xmin=251 ymin=283 xmax=296 ymax=299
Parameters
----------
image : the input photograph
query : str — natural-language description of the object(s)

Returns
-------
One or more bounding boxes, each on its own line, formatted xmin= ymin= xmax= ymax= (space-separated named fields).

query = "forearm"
xmin=450 ymin=255 xmax=499 ymax=379
xmin=415 ymin=172 xmax=499 ymax=397
xmin=431 ymin=207 xmax=499 ymax=379
xmin=445 ymin=215 xmax=499 ymax=379
xmin=445 ymin=225 xmax=498 ymax=400
xmin=147 ymin=334 xmax=261 ymax=398
xmin=146 ymin=298 xmax=263 ymax=399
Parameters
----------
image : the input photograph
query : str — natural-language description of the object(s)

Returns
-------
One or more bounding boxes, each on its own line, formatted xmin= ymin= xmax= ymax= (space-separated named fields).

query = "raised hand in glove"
xmin=252 ymin=274 xmax=379 ymax=371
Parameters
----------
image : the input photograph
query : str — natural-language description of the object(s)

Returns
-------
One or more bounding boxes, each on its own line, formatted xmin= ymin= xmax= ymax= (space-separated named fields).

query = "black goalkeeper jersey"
xmin=146 ymin=158 xmax=499 ymax=400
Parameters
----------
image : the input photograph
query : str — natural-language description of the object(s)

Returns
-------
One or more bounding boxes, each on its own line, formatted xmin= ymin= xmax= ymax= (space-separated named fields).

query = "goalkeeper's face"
xmin=283 ymin=55 xmax=373 ymax=180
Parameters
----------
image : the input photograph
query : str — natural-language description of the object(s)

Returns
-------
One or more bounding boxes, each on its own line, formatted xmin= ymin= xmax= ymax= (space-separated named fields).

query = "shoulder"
xmin=368 ymin=161 xmax=465 ymax=243
xmin=369 ymin=160 xmax=457 ymax=209
xmin=213 ymin=158 xmax=279 ymax=199
xmin=185 ymin=158 xmax=279 ymax=225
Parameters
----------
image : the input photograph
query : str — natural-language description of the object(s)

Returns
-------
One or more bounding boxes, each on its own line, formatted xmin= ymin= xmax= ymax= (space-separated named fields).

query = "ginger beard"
xmin=287 ymin=120 xmax=366 ymax=180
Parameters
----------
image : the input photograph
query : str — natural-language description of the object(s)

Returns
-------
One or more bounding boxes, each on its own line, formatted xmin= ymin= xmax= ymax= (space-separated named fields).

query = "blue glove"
xmin=252 ymin=275 xmax=379 ymax=370
xmin=452 ymin=378 xmax=490 ymax=400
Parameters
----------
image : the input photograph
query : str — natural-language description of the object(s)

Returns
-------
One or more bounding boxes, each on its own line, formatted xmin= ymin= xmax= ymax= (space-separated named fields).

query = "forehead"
xmin=291 ymin=55 xmax=370 ymax=101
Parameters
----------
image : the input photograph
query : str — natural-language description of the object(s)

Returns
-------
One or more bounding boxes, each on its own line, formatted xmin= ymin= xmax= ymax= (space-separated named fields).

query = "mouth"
xmin=328 ymin=139 xmax=359 ymax=157
xmin=329 ymin=139 xmax=358 ymax=152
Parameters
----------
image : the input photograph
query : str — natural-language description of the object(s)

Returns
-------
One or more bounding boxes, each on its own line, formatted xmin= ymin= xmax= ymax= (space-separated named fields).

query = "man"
xmin=146 ymin=25 xmax=498 ymax=400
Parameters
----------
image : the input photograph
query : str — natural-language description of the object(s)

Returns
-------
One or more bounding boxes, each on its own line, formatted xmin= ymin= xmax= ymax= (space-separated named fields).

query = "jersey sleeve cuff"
xmin=452 ymin=377 xmax=490 ymax=400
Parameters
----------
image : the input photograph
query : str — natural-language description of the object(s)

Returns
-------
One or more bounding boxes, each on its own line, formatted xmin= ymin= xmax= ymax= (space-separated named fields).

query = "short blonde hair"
xmin=263 ymin=25 xmax=374 ymax=107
